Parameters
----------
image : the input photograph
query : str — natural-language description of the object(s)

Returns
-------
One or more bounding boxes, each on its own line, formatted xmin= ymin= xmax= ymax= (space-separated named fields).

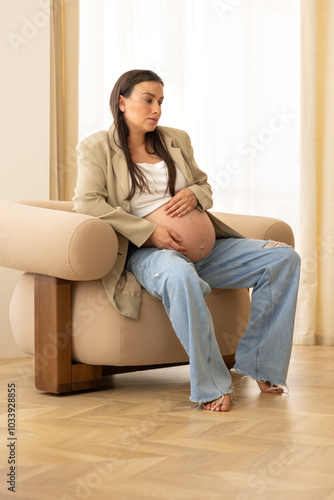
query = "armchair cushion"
xmin=0 ymin=200 xmax=118 ymax=281
xmin=10 ymin=272 xmax=250 ymax=366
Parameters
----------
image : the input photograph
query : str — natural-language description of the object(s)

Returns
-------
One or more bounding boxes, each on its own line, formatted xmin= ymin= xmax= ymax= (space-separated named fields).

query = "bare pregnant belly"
xmin=144 ymin=204 xmax=216 ymax=262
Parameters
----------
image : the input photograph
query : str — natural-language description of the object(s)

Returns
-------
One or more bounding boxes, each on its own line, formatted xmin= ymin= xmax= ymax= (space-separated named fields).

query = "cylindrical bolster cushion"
xmin=0 ymin=201 xmax=118 ymax=280
xmin=210 ymin=211 xmax=295 ymax=247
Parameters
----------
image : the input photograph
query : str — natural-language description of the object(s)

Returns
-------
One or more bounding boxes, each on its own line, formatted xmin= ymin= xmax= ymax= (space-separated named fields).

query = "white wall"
xmin=0 ymin=0 xmax=50 ymax=357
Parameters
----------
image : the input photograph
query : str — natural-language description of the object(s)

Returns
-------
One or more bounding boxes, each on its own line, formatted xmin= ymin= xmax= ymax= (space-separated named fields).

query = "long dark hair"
xmin=109 ymin=69 xmax=177 ymax=201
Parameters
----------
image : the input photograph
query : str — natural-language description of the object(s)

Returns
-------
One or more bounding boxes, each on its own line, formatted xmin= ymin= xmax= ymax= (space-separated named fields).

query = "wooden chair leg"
xmin=34 ymin=275 xmax=102 ymax=393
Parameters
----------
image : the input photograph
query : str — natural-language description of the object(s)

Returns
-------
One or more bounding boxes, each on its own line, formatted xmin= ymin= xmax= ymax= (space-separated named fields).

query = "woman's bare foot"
xmin=257 ymin=380 xmax=284 ymax=393
xmin=202 ymin=394 xmax=231 ymax=412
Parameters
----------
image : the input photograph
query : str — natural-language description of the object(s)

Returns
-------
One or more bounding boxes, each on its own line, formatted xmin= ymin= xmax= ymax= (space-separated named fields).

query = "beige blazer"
xmin=73 ymin=124 xmax=242 ymax=319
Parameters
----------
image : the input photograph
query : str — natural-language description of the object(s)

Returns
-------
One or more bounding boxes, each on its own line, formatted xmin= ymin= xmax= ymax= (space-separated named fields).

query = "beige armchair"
xmin=0 ymin=200 xmax=295 ymax=394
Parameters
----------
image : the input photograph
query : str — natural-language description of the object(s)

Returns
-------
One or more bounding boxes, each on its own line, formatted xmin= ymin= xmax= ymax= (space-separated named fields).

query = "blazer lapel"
xmin=164 ymin=135 xmax=190 ymax=181
xmin=108 ymin=126 xmax=130 ymax=200
xmin=112 ymin=150 xmax=130 ymax=199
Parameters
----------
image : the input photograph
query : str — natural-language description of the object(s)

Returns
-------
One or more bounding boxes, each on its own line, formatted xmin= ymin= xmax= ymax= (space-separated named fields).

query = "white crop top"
xmin=129 ymin=161 xmax=187 ymax=217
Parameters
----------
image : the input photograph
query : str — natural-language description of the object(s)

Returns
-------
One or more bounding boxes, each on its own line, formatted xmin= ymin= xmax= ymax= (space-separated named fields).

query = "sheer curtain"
xmin=79 ymin=0 xmax=300 ymax=236
xmin=50 ymin=0 xmax=79 ymax=201
xmin=294 ymin=0 xmax=334 ymax=345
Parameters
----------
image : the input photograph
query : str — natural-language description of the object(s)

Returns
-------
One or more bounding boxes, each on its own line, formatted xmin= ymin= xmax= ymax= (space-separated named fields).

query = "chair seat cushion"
xmin=9 ymin=273 xmax=250 ymax=367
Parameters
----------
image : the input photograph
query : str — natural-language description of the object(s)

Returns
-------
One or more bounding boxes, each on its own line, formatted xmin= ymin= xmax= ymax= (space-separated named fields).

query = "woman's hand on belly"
xmin=143 ymin=205 xmax=216 ymax=262
xmin=164 ymin=188 xmax=198 ymax=217
xmin=143 ymin=225 xmax=187 ymax=255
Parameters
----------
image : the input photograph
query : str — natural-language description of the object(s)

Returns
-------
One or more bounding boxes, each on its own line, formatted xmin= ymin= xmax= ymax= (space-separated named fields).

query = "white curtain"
xmin=79 ymin=0 xmax=300 ymax=237
xmin=293 ymin=0 xmax=334 ymax=345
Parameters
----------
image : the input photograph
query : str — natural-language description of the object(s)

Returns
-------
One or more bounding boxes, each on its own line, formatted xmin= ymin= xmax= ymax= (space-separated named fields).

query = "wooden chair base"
xmin=34 ymin=274 xmax=102 ymax=393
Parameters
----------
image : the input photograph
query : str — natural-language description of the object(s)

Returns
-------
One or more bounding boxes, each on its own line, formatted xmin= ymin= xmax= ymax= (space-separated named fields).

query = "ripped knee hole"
xmin=263 ymin=240 xmax=291 ymax=249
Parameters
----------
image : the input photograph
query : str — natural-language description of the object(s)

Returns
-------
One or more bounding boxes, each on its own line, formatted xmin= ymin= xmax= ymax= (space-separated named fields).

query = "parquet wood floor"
xmin=1 ymin=346 xmax=334 ymax=500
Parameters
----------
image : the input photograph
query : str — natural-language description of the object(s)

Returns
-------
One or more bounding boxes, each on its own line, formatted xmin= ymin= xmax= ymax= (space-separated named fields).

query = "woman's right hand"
xmin=143 ymin=225 xmax=187 ymax=255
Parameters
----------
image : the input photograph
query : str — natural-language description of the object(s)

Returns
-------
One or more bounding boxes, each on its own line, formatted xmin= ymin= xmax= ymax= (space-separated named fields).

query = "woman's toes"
xmin=219 ymin=394 xmax=231 ymax=411
xmin=257 ymin=380 xmax=284 ymax=393
xmin=202 ymin=394 xmax=231 ymax=412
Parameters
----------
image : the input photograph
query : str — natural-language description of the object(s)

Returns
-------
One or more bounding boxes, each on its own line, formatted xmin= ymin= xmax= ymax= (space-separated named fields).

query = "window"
xmin=79 ymin=0 xmax=300 ymax=240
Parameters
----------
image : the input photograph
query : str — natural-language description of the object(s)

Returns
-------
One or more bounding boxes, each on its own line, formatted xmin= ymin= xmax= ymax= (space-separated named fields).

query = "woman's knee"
xmin=280 ymin=246 xmax=300 ymax=269
xmin=266 ymin=244 xmax=300 ymax=273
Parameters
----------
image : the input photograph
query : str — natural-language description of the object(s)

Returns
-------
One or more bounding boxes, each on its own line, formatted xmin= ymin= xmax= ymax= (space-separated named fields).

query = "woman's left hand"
xmin=164 ymin=188 xmax=198 ymax=217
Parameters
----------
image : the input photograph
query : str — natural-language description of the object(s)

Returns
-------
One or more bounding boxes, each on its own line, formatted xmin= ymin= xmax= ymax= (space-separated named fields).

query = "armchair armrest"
xmin=210 ymin=211 xmax=295 ymax=247
xmin=0 ymin=201 xmax=118 ymax=281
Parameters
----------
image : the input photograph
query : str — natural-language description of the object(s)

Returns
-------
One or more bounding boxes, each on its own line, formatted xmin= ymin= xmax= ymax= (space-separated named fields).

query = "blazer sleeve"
xmin=73 ymin=146 xmax=157 ymax=248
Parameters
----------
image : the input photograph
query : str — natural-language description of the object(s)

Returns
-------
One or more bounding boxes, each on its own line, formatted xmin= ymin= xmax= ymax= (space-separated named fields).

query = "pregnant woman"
xmin=74 ymin=69 xmax=300 ymax=412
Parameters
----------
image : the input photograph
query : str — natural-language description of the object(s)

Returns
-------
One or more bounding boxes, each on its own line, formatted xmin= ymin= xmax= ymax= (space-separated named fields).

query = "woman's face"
xmin=119 ymin=80 xmax=164 ymax=135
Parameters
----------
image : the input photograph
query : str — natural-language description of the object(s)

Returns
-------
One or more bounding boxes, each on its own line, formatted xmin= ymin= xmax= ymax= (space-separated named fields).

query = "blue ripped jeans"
xmin=125 ymin=238 xmax=300 ymax=403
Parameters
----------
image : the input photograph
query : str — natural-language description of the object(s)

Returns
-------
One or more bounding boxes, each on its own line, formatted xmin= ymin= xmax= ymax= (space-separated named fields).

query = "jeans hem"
xmin=189 ymin=388 xmax=233 ymax=404
xmin=233 ymin=367 xmax=288 ymax=392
